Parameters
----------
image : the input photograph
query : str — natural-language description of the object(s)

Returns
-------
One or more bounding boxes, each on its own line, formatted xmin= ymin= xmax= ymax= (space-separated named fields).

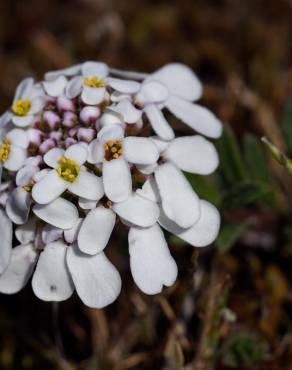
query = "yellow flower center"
xmin=23 ymin=181 xmax=35 ymax=193
xmin=0 ymin=138 xmax=10 ymax=162
xmin=56 ymin=157 xmax=80 ymax=183
xmin=83 ymin=76 xmax=105 ymax=88
xmin=104 ymin=140 xmax=123 ymax=161
xmin=11 ymin=99 xmax=31 ymax=116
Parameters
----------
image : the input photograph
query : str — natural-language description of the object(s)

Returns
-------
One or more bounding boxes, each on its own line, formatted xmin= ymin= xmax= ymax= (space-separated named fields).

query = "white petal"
xmin=32 ymin=170 xmax=67 ymax=204
xmin=6 ymin=129 xmax=29 ymax=148
xmin=67 ymin=245 xmax=121 ymax=308
xmin=65 ymin=76 xmax=83 ymax=99
xmin=110 ymin=91 xmax=132 ymax=103
xmin=15 ymin=217 xmax=37 ymax=244
xmin=78 ymin=197 xmax=97 ymax=210
xmin=64 ymin=218 xmax=83 ymax=244
xmin=13 ymin=77 xmax=34 ymax=102
xmin=159 ymin=200 xmax=220 ymax=247
xmin=111 ymin=100 xmax=142 ymax=124
xmin=82 ymin=61 xmax=109 ymax=78
xmin=99 ymin=110 xmax=124 ymax=127
xmin=107 ymin=78 xmax=140 ymax=94
xmin=88 ymin=139 xmax=104 ymax=164
xmin=0 ymin=208 xmax=12 ymax=274
xmin=164 ymin=135 xmax=219 ymax=174
xmin=136 ymin=178 xmax=160 ymax=202
xmin=123 ymin=137 xmax=159 ymax=165
xmin=103 ymin=157 xmax=132 ymax=202
xmin=29 ymin=96 xmax=45 ymax=114
xmin=155 ymin=163 xmax=200 ymax=228
xmin=33 ymin=168 xmax=50 ymax=182
xmin=44 ymin=148 xmax=64 ymax=168
xmin=81 ymin=86 xmax=105 ymax=105
xmin=150 ymin=136 xmax=170 ymax=153
xmin=146 ymin=63 xmax=202 ymax=101
xmin=16 ymin=165 xmax=39 ymax=186
xmin=64 ymin=143 xmax=88 ymax=165
xmin=0 ymin=244 xmax=37 ymax=294
xmin=42 ymin=224 xmax=63 ymax=244
xmin=78 ymin=206 xmax=116 ymax=255
xmin=32 ymin=241 xmax=74 ymax=301
xmin=12 ymin=115 xmax=34 ymax=128
xmin=136 ymin=81 xmax=169 ymax=104
xmin=97 ymin=124 xmax=124 ymax=144
xmin=136 ymin=163 xmax=158 ymax=175
xmin=33 ymin=197 xmax=79 ymax=230
xmin=4 ymin=146 xmax=26 ymax=172
xmin=129 ymin=224 xmax=177 ymax=294
xmin=6 ymin=188 xmax=31 ymax=225
xmin=68 ymin=171 xmax=104 ymax=201
xmin=0 ymin=111 xmax=12 ymax=130
xmin=144 ymin=104 xmax=174 ymax=141
xmin=43 ymin=76 xmax=67 ymax=97
xmin=45 ymin=64 xmax=82 ymax=80
xmin=112 ymin=193 xmax=159 ymax=227
xmin=165 ymin=97 xmax=223 ymax=138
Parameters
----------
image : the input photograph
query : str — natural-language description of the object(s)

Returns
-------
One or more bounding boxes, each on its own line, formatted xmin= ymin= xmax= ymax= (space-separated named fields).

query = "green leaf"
xmin=222 ymin=181 xmax=270 ymax=210
xmin=281 ymin=97 xmax=292 ymax=154
xmin=184 ymin=173 xmax=221 ymax=207
xmin=217 ymin=222 xmax=249 ymax=253
xmin=216 ymin=125 xmax=248 ymax=185
xmin=243 ymin=134 xmax=272 ymax=184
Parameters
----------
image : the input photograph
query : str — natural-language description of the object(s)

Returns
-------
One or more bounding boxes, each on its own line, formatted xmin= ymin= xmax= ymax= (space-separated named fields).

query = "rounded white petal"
xmin=12 ymin=115 xmax=34 ymax=128
xmin=67 ymin=245 xmax=121 ymax=309
xmin=45 ymin=64 xmax=82 ymax=81
xmin=155 ymin=163 xmax=200 ymax=228
xmin=81 ymin=86 xmax=105 ymax=105
xmin=144 ymin=104 xmax=174 ymax=141
xmin=112 ymin=100 xmax=142 ymax=124
xmin=146 ymin=63 xmax=202 ymax=101
xmin=81 ymin=61 xmax=109 ymax=78
xmin=136 ymin=178 xmax=160 ymax=202
xmin=42 ymin=224 xmax=63 ymax=244
xmin=16 ymin=165 xmax=39 ymax=186
xmin=136 ymin=80 xmax=169 ymax=104
xmin=103 ymin=157 xmax=132 ymax=202
xmin=112 ymin=193 xmax=159 ymax=227
xmin=107 ymin=78 xmax=140 ymax=94
xmin=123 ymin=137 xmax=159 ymax=165
xmin=0 ymin=111 xmax=12 ymax=130
xmin=33 ymin=168 xmax=51 ymax=182
xmin=159 ymin=200 xmax=220 ymax=247
xmin=29 ymin=96 xmax=45 ymax=114
xmin=32 ymin=170 xmax=67 ymax=204
xmin=68 ymin=171 xmax=104 ymax=201
xmin=6 ymin=188 xmax=32 ymax=225
xmin=136 ymin=163 xmax=158 ymax=175
xmin=0 ymin=244 xmax=37 ymax=294
xmin=150 ymin=136 xmax=170 ymax=153
xmin=32 ymin=241 xmax=74 ymax=302
xmin=4 ymin=147 xmax=26 ymax=172
xmin=165 ymin=97 xmax=223 ymax=138
xmin=33 ymin=198 xmax=79 ymax=230
xmin=0 ymin=208 xmax=12 ymax=274
xmin=6 ymin=129 xmax=29 ymax=148
xmin=88 ymin=139 xmax=104 ymax=164
xmin=64 ymin=218 xmax=83 ymax=244
xmin=110 ymin=91 xmax=132 ymax=103
xmin=164 ymin=135 xmax=219 ymax=174
xmin=15 ymin=217 xmax=37 ymax=245
xmin=129 ymin=224 xmax=177 ymax=294
xmin=78 ymin=206 xmax=116 ymax=255
xmin=13 ymin=77 xmax=34 ymax=102
xmin=65 ymin=76 xmax=83 ymax=99
xmin=97 ymin=124 xmax=124 ymax=144
xmin=44 ymin=148 xmax=64 ymax=168
xmin=78 ymin=197 xmax=97 ymax=210
xmin=64 ymin=143 xmax=88 ymax=166
xmin=43 ymin=76 xmax=67 ymax=97
xmin=99 ymin=110 xmax=124 ymax=127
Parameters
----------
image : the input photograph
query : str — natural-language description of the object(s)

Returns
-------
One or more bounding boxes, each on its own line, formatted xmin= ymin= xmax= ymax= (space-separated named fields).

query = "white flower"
xmin=136 ymin=63 xmax=222 ymax=140
xmin=88 ymin=123 xmax=159 ymax=202
xmin=0 ymin=129 xmax=29 ymax=171
xmin=32 ymin=143 xmax=104 ymax=204
xmin=0 ymin=207 xmax=13 ymax=274
xmin=10 ymin=78 xmax=45 ymax=127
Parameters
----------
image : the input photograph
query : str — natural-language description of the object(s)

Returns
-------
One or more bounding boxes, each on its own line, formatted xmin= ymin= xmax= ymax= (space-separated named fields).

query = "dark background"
xmin=1 ymin=0 xmax=292 ymax=369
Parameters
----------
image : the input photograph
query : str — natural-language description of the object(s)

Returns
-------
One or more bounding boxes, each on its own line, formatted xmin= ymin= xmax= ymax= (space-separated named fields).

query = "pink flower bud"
xmin=27 ymin=129 xmax=44 ymax=146
xmin=39 ymin=138 xmax=56 ymax=155
xmin=57 ymin=95 xmax=75 ymax=112
xmin=43 ymin=111 xmax=61 ymax=130
xmin=68 ymin=127 xmax=78 ymax=137
xmin=79 ymin=106 xmax=100 ymax=125
xmin=77 ymin=128 xmax=96 ymax=143
xmin=62 ymin=111 xmax=77 ymax=128
xmin=65 ymin=137 xmax=77 ymax=148
xmin=49 ymin=131 xmax=63 ymax=141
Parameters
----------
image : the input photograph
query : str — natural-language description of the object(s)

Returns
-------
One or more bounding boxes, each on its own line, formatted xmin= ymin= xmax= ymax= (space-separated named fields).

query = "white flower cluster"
xmin=0 ymin=62 xmax=222 ymax=308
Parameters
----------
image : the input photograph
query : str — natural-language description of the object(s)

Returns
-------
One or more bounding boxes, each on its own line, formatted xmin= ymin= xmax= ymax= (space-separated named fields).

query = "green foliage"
xmin=217 ymin=222 xmax=249 ymax=253
xmin=281 ymin=97 xmax=292 ymax=154
xmin=185 ymin=173 xmax=221 ymax=207
xmin=220 ymin=332 xmax=267 ymax=368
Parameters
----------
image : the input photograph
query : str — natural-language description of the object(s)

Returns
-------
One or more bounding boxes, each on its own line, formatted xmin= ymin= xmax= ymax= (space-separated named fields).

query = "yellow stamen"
xmin=0 ymin=138 xmax=10 ymax=162
xmin=23 ymin=181 xmax=35 ymax=193
xmin=11 ymin=99 xmax=31 ymax=116
xmin=56 ymin=157 xmax=80 ymax=183
xmin=83 ymin=76 xmax=105 ymax=88
xmin=104 ymin=140 xmax=123 ymax=161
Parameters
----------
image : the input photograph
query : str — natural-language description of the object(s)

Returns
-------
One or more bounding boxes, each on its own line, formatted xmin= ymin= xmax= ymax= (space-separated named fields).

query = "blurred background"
xmin=1 ymin=0 xmax=292 ymax=369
